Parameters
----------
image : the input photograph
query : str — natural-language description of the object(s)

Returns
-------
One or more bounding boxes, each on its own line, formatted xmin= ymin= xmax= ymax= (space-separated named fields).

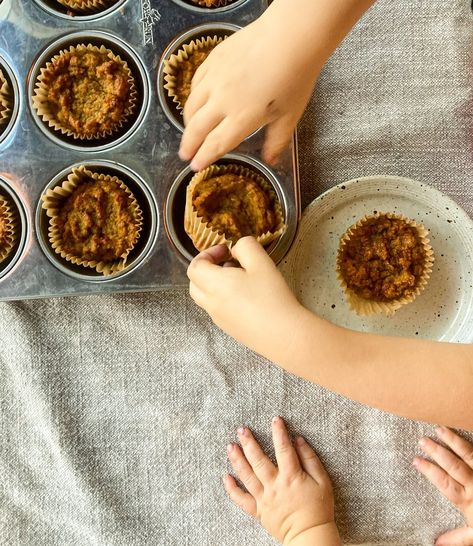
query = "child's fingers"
xmin=180 ymin=105 xmax=225 ymax=162
xmin=262 ymin=114 xmax=297 ymax=166
xmin=187 ymin=245 xmax=231 ymax=288
xmin=182 ymin=86 xmax=210 ymax=128
xmin=226 ymin=442 xmax=263 ymax=497
xmin=223 ymin=474 xmax=257 ymax=518
xmin=237 ymin=426 xmax=276 ymax=483
xmin=419 ymin=436 xmax=473 ymax=487
xmin=271 ymin=416 xmax=301 ymax=477
xmin=294 ymin=436 xmax=331 ymax=484
xmin=189 ymin=115 xmax=259 ymax=172
xmin=436 ymin=426 xmax=473 ymax=471
xmin=413 ymin=456 xmax=465 ymax=505
xmin=230 ymin=236 xmax=275 ymax=273
xmin=435 ymin=526 xmax=473 ymax=546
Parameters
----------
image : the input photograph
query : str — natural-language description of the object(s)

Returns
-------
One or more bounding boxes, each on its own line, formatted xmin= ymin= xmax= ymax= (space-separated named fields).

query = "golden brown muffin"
xmin=0 ymin=69 xmax=11 ymax=127
xmin=0 ymin=197 xmax=16 ymax=265
xmin=190 ymin=0 xmax=231 ymax=6
xmin=175 ymin=46 xmax=214 ymax=108
xmin=338 ymin=214 xmax=429 ymax=303
xmin=192 ymin=173 xmax=277 ymax=243
xmin=56 ymin=177 xmax=140 ymax=263
xmin=33 ymin=45 xmax=136 ymax=139
xmin=56 ymin=0 xmax=116 ymax=14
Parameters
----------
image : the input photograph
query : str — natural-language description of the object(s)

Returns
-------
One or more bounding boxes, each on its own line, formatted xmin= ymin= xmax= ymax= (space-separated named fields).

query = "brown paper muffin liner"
xmin=0 ymin=68 xmax=12 ymax=128
xmin=336 ymin=212 xmax=434 ymax=316
xmin=189 ymin=0 xmax=231 ymax=7
xmin=0 ymin=194 xmax=17 ymax=265
xmin=56 ymin=0 xmax=115 ymax=14
xmin=184 ymin=163 xmax=285 ymax=252
xmin=32 ymin=44 xmax=137 ymax=140
xmin=163 ymin=35 xmax=224 ymax=113
xmin=41 ymin=166 xmax=143 ymax=276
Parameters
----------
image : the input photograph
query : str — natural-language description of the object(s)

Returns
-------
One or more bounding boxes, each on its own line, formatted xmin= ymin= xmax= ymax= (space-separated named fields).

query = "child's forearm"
xmin=269 ymin=307 xmax=473 ymax=430
xmin=286 ymin=522 xmax=342 ymax=546
xmin=260 ymin=0 xmax=376 ymax=73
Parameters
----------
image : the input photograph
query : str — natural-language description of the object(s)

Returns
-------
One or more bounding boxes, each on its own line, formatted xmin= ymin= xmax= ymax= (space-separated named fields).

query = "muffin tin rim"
xmin=164 ymin=152 xmax=292 ymax=264
xmin=0 ymin=177 xmax=30 ymax=283
xmin=0 ymin=53 xmax=21 ymax=148
xmin=169 ymin=0 xmax=250 ymax=15
xmin=31 ymin=0 xmax=130 ymax=22
xmin=27 ymin=29 xmax=151 ymax=153
xmin=35 ymin=159 xmax=159 ymax=283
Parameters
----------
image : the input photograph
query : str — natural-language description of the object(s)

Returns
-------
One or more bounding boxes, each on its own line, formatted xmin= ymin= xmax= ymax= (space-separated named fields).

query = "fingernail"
xmin=237 ymin=426 xmax=246 ymax=437
xmin=296 ymin=436 xmax=305 ymax=446
xmin=272 ymin=416 xmax=281 ymax=424
xmin=436 ymin=426 xmax=445 ymax=436
xmin=227 ymin=443 xmax=234 ymax=454
xmin=412 ymin=457 xmax=421 ymax=468
xmin=418 ymin=437 xmax=427 ymax=448
xmin=178 ymin=149 xmax=189 ymax=161
xmin=190 ymin=159 xmax=200 ymax=172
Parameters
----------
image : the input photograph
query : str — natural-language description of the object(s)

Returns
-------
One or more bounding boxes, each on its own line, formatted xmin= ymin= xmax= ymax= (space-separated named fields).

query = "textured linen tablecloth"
xmin=1 ymin=1 xmax=472 ymax=545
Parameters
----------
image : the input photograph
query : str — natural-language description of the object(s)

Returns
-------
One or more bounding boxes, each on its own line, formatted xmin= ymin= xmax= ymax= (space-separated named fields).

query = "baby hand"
xmin=179 ymin=16 xmax=320 ymax=171
xmin=414 ymin=426 xmax=473 ymax=545
xmin=224 ymin=417 xmax=341 ymax=546
xmin=187 ymin=237 xmax=306 ymax=363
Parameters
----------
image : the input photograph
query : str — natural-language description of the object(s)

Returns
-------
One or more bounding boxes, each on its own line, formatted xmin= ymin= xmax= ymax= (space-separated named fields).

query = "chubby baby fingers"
xmin=223 ymin=474 xmax=257 ymax=518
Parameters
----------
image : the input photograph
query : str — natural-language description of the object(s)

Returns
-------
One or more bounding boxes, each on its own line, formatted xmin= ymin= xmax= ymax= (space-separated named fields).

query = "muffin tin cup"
xmin=32 ymin=0 xmax=129 ymax=22
xmin=0 ymin=55 xmax=20 ymax=147
xmin=27 ymin=30 xmax=150 ymax=152
xmin=165 ymin=152 xmax=291 ymax=264
xmin=0 ymin=178 xmax=29 ymax=283
xmin=170 ymin=0 xmax=249 ymax=14
xmin=35 ymin=161 xmax=159 ymax=283
xmin=157 ymin=23 xmax=240 ymax=133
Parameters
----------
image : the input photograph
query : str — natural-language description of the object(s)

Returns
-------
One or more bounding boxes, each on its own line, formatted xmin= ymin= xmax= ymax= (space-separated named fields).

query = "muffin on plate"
xmin=32 ymin=44 xmax=137 ymax=140
xmin=164 ymin=35 xmax=225 ymax=112
xmin=41 ymin=166 xmax=143 ymax=275
xmin=336 ymin=212 xmax=434 ymax=316
xmin=184 ymin=163 xmax=285 ymax=252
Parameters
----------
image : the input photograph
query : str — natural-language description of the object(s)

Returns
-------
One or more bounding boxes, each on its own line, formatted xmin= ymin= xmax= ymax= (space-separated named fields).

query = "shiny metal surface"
xmin=0 ymin=0 xmax=300 ymax=301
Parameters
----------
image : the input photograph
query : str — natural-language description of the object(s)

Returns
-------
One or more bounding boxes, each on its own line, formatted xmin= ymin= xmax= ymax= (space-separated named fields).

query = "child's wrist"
xmin=284 ymin=521 xmax=341 ymax=546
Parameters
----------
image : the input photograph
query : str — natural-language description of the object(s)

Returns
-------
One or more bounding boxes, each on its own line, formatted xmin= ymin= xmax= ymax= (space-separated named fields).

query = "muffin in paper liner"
xmin=184 ymin=163 xmax=285 ymax=252
xmin=41 ymin=166 xmax=143 ymax=276
xmin=0 ymin=68 xmax=12 ymax=128
xmin=163 ymin=35 xmax=224 ymax=113
xmin=32 ymin=43 xmax=137 ymax=140
xmin=0 ymin=194 xmax=17 ymax=265
xmin=336 ymin=212 xmax=434 ymax=316
xmin=189 ymin=0 xmax=233 ymax=7
xmin=55 ymin=0 xmax=117 ymax=14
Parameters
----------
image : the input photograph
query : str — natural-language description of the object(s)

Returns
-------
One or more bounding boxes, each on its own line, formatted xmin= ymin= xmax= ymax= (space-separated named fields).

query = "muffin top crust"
xmin=338 ymin=215 xmax=427 ymax=302
xmin=56 ymin=176 xmax=139 ymax=263
xmin=175 ymin=46 xmax=214 ymax=108
xmin=44 ymin=49 xmax=133 ymax=137
xmin=192 ymin=173 xmax=277 ymax=243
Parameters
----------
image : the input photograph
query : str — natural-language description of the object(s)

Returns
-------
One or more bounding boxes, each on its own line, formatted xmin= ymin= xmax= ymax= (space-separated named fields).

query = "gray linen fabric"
xmin=1 ymin=0 xmax=472 ymax=545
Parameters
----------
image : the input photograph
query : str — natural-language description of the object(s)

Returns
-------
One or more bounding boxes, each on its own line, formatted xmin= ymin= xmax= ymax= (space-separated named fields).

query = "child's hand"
xmin=179 ymin=16 xmax=320 ymax=171
xmin=414 ymin=426 xmax=473 ymax=545
xmin=187 ymin=237 xmax=307 ymax=363
xmin=224 ymin=417 xmax=341 ymax=546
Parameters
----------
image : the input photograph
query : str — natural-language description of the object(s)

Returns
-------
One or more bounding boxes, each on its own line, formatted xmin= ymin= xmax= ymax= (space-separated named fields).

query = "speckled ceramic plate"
xmin=280 ymin=176 xmax=473 ymax=343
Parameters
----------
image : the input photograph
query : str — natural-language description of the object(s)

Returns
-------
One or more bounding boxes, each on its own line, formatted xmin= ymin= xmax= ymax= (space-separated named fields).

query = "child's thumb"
xmin=262 ymin=115 xmax=297 ymax=166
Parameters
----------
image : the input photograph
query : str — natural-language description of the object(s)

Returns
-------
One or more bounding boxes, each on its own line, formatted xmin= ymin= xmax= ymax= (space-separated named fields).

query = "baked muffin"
xmin=164 ymin=36 xmax=224 ymax=113
xmin=185 ymin=163 xmax=285 ymax=252
xmin=0 ymin=195 xmax=17 ymax=265
xmin=56 ymin=0 xmax=117 ymax=14
xmin=189 ymin=0 xmax=233 ymax=6
xmin=336 ymin=212 xmax=434 ymax=316
xmin=33 ymin=44 xmax=136 ymax=140
xmin=42 ymin=166 xmax=142 ymax=275
xmin=0 ymin=68 xmax=11 ymax=128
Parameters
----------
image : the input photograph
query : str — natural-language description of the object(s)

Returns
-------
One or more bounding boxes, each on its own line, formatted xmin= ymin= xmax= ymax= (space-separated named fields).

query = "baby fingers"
xmin=223 ymin=474 xmax=257 ymax=518
xmin=226 ymin=442 xmax=263 ymax=498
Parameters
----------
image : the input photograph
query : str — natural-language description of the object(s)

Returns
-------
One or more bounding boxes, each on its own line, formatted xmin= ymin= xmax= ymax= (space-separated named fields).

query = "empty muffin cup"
xmin=36 ymin=161 xmax=158 ymax=282
xmin=29 ymin=31 xmax=149 ymax=151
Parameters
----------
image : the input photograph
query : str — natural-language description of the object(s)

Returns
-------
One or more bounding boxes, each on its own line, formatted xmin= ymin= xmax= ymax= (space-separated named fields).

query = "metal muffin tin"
xmin=0 ymin=0 xmax=300 ymax=301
